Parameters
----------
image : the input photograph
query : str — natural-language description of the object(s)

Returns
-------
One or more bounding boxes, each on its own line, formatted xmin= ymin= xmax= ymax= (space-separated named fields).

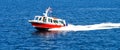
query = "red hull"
xmin=31 ymin=22 xmax=63 ymax=29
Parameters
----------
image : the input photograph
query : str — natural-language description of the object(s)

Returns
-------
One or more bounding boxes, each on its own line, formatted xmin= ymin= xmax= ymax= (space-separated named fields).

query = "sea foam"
xmin=49 ymin=23 xmax=120 ymax=31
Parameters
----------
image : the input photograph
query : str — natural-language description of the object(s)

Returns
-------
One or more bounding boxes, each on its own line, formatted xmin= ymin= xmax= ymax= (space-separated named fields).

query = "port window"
xmin=53 ymin=20 xmax=58 ymax=24
xmin=48 ymin=18 xmax=52 ymax=23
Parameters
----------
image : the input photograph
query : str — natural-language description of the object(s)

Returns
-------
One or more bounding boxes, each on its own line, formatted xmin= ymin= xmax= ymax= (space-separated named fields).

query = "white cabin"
xmin=29 ymin=16 xmax=67 ymax=26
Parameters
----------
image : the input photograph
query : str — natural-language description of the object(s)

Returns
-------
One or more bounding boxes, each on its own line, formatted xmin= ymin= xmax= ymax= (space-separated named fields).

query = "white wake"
xmin=49 ymin=23 xmax=120 ymax=31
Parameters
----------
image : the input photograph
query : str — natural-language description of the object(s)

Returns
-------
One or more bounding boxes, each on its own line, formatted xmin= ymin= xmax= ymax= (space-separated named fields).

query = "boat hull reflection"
xmin=33 ymin=30 xmax=66 ymax=38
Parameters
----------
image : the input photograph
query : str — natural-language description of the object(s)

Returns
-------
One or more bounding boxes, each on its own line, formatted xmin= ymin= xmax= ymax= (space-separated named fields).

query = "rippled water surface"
xmin=0 ymin=0 xmax=120 ymax=50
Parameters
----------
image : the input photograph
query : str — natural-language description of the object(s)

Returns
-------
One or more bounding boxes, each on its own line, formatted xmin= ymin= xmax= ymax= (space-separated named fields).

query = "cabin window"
xmin=48 ymin=18 xmax=52 ymax=23
xmin=39 ymin=17 xmax=42 ymax=21
xmin=59 ymin=21 xmax=64 ymax=24
xmin=53 ymin=20 xmax=58 ymax=24
xmin=43 ymin=17 xmax=46 ymax=22
xmin=34 ymin=17 xmax=38 ymax=20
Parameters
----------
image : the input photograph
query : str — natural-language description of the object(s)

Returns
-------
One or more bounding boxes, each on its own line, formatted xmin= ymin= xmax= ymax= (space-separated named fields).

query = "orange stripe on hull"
xmin=31 ymin=22 xmax=63 ymax=29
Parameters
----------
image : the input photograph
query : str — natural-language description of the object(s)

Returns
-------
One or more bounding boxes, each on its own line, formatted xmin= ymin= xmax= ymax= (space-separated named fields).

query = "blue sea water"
xmin=0 ymin=0 xmax=120 ymax=50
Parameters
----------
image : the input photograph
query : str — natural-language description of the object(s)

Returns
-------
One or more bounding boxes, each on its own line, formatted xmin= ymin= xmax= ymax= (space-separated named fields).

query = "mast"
xmin=43 ymin=7 xmax=52 ymax=17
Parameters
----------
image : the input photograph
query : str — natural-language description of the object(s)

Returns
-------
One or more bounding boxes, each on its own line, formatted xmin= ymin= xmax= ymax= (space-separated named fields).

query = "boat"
xmin=28 ymin=7 xmax=68 ymax=30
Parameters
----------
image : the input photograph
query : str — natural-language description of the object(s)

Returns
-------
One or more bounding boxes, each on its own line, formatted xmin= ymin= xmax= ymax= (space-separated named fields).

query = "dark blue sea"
xmin=1 ymin=0 xmax=120 ymax=50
